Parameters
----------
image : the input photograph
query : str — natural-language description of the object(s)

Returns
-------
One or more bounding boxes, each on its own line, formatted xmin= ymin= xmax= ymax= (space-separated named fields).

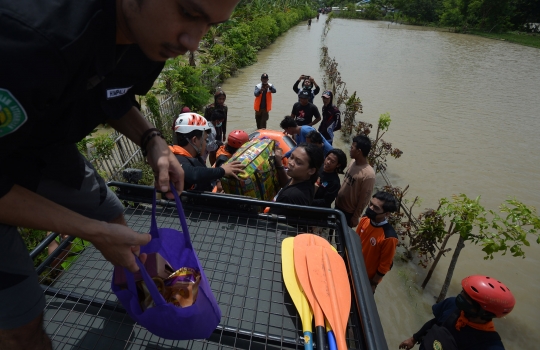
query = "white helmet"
xmin=174 ymin=113 xmax=211 ymax=134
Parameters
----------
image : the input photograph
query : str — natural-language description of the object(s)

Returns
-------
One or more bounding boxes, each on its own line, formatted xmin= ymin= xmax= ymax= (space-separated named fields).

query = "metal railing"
xmin=88 ymin=93 xmax=183 ymax=182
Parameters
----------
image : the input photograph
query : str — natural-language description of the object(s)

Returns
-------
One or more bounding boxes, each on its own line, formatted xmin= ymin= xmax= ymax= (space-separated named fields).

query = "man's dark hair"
xmin=326 ymin=148 xmax=347 ymax=174
xmin=210 ymin=109 xmax=225 ymax=121
xmin=352 ymin=134 xmax=372 ymax=157
xmin=297 ymin=143 xmax=324 ymax=184
xmin=306 ymin=130 xmax=323 ymax=145
xmin=280 ymin=116 xmax=297 ymax=129
xmin=372 ymin=191 xmax=398 ymax=213
xmin=176 ymin=130 xmax=204 ymax=147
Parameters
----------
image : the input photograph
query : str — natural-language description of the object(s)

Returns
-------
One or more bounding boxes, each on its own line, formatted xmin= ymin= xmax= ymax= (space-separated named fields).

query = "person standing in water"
xmin=254 ymin=73 xmax=277 ymax=129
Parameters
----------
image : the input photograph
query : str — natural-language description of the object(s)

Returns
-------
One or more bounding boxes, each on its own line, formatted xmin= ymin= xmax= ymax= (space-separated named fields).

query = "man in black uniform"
xmin=291 ymin=90 xmax=321 ymax=127
xmin=0 ymin=0 xmax=240 ymax=348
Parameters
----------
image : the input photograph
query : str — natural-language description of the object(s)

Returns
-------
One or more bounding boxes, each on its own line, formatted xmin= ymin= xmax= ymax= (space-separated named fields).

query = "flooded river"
xmin=220 ymin=17 xmax=540 ymax=349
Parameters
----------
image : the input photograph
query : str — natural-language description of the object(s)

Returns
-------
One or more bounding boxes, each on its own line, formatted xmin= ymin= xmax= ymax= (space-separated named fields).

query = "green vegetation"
xmin=151 ymin=3 xmax=316 ymax=112
xmin=326 ymin=0 xmax=540 ymax=46
xmin=470 ymin=30 xmax=540 ymax=48
xmin=392 ymin=191 xmax=540 ymax=301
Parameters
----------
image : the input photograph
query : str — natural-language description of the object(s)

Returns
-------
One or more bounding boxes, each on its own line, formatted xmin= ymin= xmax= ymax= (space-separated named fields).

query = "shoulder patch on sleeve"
xmin=0 ymin=89 xmax=28 ymax=138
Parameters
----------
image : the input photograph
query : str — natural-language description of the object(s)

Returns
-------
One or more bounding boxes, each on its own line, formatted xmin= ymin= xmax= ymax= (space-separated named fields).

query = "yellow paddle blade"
xmin=282 ymin=237 xmax=313 ymax=334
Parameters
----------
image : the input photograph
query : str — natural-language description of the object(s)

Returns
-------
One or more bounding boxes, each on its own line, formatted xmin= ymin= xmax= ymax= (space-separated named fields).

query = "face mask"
xmin=365 ymin=207 xmax=379 ymax=221
xmin=188 ymin=138 xmax=202 ymax=156
xmin=215 ymin=122 xmax=223 ymax=128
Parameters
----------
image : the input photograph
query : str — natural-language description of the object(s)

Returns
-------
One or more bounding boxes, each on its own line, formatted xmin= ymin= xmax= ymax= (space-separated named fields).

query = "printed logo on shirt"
xmin=106 ymin=86 xmax=133 ymax=99
xmin=370 ymin=237 xmax=377 ymax=246
xmin=433 ymin=340 xmax=443 ymax=350
xmin=0 ymin=88 xmax=28 ymax=138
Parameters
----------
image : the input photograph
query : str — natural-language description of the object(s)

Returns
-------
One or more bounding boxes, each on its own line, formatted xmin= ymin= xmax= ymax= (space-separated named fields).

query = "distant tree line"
xmin=321 ymin=0 xmax=540 ymax=32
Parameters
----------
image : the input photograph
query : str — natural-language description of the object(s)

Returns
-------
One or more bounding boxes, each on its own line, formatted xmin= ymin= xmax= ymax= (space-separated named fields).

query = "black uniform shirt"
xmin=0 ymin=0 xmax=164 ymax=197
xmin=291 ymin=102 xmax=321 ymax=126
xmin=313 ymin=168 xmax=340 ymax=208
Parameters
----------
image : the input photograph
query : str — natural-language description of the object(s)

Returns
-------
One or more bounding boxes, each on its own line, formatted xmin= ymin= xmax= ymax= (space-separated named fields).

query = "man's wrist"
xmin=141 ymin=129 xmax=165 ymax=156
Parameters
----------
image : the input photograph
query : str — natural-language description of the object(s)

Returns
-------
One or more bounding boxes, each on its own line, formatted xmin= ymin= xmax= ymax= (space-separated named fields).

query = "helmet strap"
xmin=188 ymin=137 xmax=202 ymax=156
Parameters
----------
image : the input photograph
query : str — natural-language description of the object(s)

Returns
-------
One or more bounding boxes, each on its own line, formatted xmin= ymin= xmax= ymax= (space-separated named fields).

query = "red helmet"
xmin=227 ymin=130 xmax=249 ymax=149
xmin=461 ymin=275 xmax=515 ymax=318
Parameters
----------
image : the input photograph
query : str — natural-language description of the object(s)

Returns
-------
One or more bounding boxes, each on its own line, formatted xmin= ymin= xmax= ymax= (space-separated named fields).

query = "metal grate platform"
xmin=34 ymin=183 xmax=386 ymax=350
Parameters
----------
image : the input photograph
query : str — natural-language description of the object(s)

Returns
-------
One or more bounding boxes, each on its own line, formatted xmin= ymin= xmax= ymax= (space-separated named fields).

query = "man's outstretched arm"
xmin=0 ymin=184 xmax=150 ymax=272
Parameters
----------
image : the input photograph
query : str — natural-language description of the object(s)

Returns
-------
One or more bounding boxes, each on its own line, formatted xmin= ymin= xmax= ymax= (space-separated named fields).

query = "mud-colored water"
xmin=220 ymin=17 xmax=540 ymax=349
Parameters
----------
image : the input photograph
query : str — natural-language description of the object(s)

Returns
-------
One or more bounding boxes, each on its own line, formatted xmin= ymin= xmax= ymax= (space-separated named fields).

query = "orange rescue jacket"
xmin=254 ymin=90 xmax=273 ymax=112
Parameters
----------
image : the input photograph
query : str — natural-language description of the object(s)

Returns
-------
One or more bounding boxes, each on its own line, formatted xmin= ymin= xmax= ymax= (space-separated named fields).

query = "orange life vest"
xmin=254 ymin=88 xmax=273 ymax=112
xmin=169 ymin=145 xmax=193 ymax=157
xmin=216 ymin=145 xmax=232 ymax=160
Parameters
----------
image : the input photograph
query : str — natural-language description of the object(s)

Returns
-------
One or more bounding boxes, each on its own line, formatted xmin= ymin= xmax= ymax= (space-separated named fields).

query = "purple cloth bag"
xmin=111 ymin=186 xmax=221 ymax=340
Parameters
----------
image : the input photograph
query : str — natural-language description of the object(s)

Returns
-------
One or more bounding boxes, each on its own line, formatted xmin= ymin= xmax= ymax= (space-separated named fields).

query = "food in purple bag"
xmin=136 ymin=267 xmax=201 ymax=310
xmin=163 ymin=267 xmax=201 ymax=307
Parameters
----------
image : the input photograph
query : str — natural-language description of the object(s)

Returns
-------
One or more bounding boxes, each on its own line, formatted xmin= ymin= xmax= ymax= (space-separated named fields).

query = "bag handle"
xmin=125 ymin=254 xmax=167 ymax=308
xmin=150 ymin=183 xmax=192 ymax=248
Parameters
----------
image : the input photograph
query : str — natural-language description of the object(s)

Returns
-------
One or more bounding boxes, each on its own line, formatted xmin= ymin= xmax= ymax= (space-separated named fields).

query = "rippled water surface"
xmin=220 ymin=17 xmax=540 ymax=349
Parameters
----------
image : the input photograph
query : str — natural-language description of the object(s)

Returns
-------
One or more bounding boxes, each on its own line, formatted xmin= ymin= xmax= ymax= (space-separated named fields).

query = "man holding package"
xmin=0 ymin=0 xmax=241 ymax=348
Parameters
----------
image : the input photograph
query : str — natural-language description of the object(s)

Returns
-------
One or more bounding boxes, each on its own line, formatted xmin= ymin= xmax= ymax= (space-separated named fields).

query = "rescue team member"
xmin=204 ymin=89 xmax=228 ymax=141
xmin=319 ymin=90 xmax=342 ymax=145
xmin=335 ymin=135 xmax=376 ymax=228
xmin=169 ymin=113 xmax=244 ymax=192
xmin=290 ymin=90 xmax=321 ymax=127
xmin=269 ymin=144 xmax=324 ymax=216
xmin=355 ymin=192 xmax=398 ymax=293
xmin=399 ymin=275 xmax=515 ymax=350
xmin=254 ymin=73 xmax=277 ymax=129
xmin=215 ymin=130 xmax=250 ymax=168
xmin=0 ymin=0 xmax=241 ymax=348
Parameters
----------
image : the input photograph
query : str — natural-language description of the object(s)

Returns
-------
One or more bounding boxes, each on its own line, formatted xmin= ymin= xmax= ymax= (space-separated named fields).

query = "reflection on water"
xmin=221 ymin=17 xmax=540 ymax=349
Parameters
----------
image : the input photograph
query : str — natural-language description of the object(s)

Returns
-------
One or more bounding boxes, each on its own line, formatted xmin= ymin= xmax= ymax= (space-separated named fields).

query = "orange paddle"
xmin=302 ymin=234 xmax=350 ymax=335
xmin=306 ymin=244 xmax=351 ymax=350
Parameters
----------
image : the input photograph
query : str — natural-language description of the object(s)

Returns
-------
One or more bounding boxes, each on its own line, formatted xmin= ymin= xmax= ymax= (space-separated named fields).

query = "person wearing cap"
xmin=291 ymin=90 xmax=321 ymax=127
xmin=319 ymin=90 xmax=342 ymax=145
xmin=215 ymin=130 xmax=250 ymax=168
xmin=293 ymin=75 xmax=320 ymax=104
xmin=170 ymin=113 xmax=244 ymax=192
xmin=399 ymin=275 xmax=515 ymax=350
xmin=254 ymin=73 xmax=277 ymax=129
xmin=204 ymin=89 xmax=228 ymax=141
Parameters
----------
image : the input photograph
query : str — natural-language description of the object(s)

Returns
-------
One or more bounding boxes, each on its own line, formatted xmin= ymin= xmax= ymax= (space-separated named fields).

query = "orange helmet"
xmin=461 ymin=275 xmax=515 ymax=318
xmin=174 ymin=113 xmax=211 ymax=134
xmin=227 ymin=130 xmax=249 ymax=149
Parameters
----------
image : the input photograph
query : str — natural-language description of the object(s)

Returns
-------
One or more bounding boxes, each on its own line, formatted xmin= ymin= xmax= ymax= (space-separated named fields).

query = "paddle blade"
xmin=306 ymin=245 xmax=351 ymax=350
xmin=281 ymin=237 xmax=314 ymax=349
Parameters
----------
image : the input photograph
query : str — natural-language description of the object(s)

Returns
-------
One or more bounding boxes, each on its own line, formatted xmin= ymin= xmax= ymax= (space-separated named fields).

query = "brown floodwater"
xmin=220 ymin=17 xmax=540 ymax=349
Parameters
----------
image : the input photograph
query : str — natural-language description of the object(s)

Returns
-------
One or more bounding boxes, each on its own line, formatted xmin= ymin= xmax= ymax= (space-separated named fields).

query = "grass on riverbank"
xmin=469 ymin=30 xmax=540 ymax=49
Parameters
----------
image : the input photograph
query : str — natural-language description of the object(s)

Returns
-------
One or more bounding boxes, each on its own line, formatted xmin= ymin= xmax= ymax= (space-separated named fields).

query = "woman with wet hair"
xmin=269 ymin=143 xmax=324 ymax=215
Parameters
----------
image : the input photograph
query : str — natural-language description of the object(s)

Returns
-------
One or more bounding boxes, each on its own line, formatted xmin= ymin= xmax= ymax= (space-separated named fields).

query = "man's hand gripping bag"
xmin=111 ymin=186 xmax=221 ymax=340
